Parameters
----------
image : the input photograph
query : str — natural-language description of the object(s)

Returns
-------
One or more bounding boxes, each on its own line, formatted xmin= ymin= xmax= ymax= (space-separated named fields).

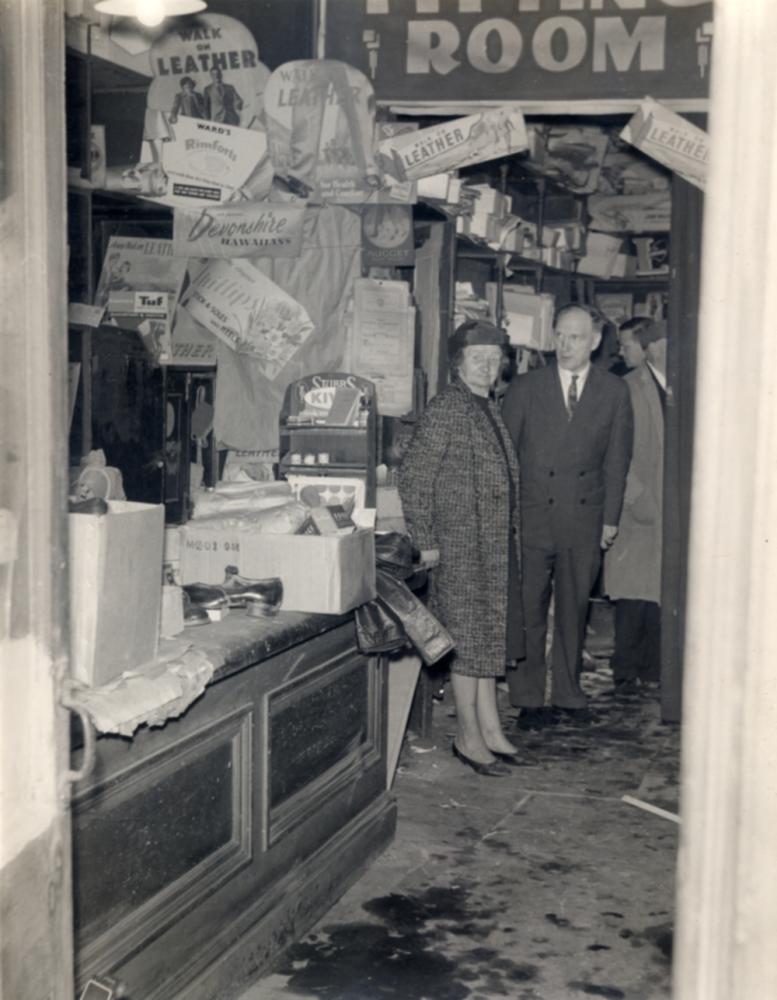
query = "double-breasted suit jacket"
xmin=503 ymin=364 xmax=634 ymax=551
xmin=399 ymin=378 xmax=523 ymax=677
xmin=604 ymin=362 xmax=664 ymax=604
xmin=501 ymin=362 xmax=633 ymax=709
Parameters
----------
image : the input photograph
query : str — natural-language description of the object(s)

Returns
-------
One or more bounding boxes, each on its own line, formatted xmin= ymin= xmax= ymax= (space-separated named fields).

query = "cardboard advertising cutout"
xmin=264 ymin=60 xmax=379 ymax=204
xmin=377 ymin=107 xmax=528 ymax=184
xmin=181 ymin=258 xmax=315 ymax=380
xmin=361 ymin=205 xmax=415 ymax=268
xmin=526 ymin=125 xmax=610 ymax=195
xmin=139 ymin=13 xmax=273 ymax=204
xmin=173 ymin=202 xmax=306 ymax=259
xmin=94 ymin=237 xmax=188 ymax=365
xmin=159 ymin=117 xmax=270 ymax=207
xmin=621 ymin=98 xmax=708 ymax=191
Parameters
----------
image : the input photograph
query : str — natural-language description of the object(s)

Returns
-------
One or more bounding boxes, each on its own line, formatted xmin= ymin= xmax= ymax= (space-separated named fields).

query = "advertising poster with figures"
xmin=264 ymin=60 xmax=379 ymax=204
xmin=137 ymin=13 xmax=273 ymax=203
xmin=95 ymin=237 xmax=188 ymax=310
xmin=94 ymin=237 xmax=188 ymax=363
xmin=181 ymin=258 xmax=314 ymax=379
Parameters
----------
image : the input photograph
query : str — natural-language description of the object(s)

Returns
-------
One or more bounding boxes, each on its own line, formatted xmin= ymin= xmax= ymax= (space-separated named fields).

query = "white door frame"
xmin=673 ymin=2 xmax=777 ymax=998
xmin=0 ymin=1 xmax=74 ymax=998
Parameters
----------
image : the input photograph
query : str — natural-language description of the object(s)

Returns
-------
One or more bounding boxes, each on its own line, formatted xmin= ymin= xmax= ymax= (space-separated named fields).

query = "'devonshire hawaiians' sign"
xmin=173 ymin=202 xmax=306 ymax=258
xmin=323 ymin=0 xmax=713 ymax=106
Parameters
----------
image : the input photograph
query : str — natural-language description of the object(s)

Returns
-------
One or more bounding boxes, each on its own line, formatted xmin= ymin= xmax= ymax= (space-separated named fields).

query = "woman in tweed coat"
xmin=399 ymin=321 xmax=525 ymax=776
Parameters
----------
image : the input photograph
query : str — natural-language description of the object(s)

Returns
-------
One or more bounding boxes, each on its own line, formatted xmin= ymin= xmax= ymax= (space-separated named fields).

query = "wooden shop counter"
xmin=70 ymin=607 xmax=396 ymax=999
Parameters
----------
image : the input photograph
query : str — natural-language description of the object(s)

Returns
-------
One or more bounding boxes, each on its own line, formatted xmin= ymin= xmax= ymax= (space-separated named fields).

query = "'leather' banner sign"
xmin=323 ymin=0 xmax=714 ymax=105
xmin=173 ymin=203 xmax=306 ymax=258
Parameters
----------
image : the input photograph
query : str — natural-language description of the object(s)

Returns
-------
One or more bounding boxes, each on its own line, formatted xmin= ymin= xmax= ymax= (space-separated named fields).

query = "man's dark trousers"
xmin=511 ymin=536 xmax=601 ymax=708
xmin=502 ymin=363 xmax=633 ymax=710
xmin=611 ymin=599 xmax=661 ymax=684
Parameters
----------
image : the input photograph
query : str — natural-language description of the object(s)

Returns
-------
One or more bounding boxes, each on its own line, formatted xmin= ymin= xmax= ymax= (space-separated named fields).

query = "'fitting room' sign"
xmin=323 ymin=0 xmax=713 ymax=106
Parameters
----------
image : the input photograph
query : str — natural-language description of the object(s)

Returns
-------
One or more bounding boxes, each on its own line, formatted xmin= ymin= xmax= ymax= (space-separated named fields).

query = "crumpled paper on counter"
xmin=69 ymin=639 xmax=216 ymax=737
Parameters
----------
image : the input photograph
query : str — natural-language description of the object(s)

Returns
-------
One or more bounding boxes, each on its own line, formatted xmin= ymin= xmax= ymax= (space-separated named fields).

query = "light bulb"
xmin=135 ymin=0 xmax=165 ymax=26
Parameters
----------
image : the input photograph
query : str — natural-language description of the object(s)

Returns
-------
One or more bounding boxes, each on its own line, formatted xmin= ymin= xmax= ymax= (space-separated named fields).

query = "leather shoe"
xmin=452 ymin=743 xmax=510 ymax=777
xmin=221 ymin=567 xmax=283 ymax=612
xmin=488 ymin=750 xmax=527 ymax=767
xmin=182 ymin=591 xmax=209 ymax=626
xmin=554 ymin=706 xmax=601 ymax=725
xmin=514 ymin=706 xmax=558 ymax=730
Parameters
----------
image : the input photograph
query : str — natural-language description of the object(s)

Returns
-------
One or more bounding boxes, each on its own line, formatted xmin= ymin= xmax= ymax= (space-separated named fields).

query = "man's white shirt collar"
xmin=646 ymin=361 xmax=667 ymax=390
xmin=558 ymin=363 xmax=591 ymax=397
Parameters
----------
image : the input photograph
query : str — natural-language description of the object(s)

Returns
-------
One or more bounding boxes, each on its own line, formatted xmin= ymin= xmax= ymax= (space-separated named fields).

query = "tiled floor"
xmin=234 ymin=601 xmax=679 ymax=1000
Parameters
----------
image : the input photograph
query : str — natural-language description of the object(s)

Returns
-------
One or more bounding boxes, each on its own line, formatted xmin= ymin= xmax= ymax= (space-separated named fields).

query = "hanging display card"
xmin=597 ymin=146 xmax=670 ymax=197
xmin=487 ymin=284 xmax=554 ymax=353
xmin=587 ymin=192 xmax=671 ymax=234
xmin=264 ymin=60 xmax=378 ymax=204
xmin=352 ymin=278 xmax=415 ymax=417
xmin=95 ymin=237 xmax=188 ymax=309
xmin=159 ymin=117 xmax=269 ymax=207
xmin=621 ymin=98 xmax=708 ymax=192
xmin=361 ymin=205 xmax=415 ymax=268
xmin=173 ymin=202 xmax=306 ymax=258
xmin=363 ymin=123 xmax=419 ymax=206
xmin=526 ymin=125 xmax=610 ymax=195
xmin=144 ymin=14 xmax=270 ymax=132
xmin=137 ymin=13 xmax=274 ymax=204
xmin=377 ymin=106 xmax=528 ymax=185
xmin=181 ymin=258 xmax=314 ymax=379
xmin=595 ymin=293 xmax=635 ymax=327
xmin=107 ymin=292 xmax=174 ymax=364
xmin=95 ymin=237 xmax=187 ymax=362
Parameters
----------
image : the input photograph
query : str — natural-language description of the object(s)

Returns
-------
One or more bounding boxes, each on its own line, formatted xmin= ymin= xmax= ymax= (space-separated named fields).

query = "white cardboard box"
xmin=180 ymin=523 xmax=376 ymax=615
xmin=69 ymin=501 xmax=164 ymax=686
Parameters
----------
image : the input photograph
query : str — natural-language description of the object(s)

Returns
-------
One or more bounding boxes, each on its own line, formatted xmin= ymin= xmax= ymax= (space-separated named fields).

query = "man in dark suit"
xmin=502 ymin=305 xmax=633 ymax=724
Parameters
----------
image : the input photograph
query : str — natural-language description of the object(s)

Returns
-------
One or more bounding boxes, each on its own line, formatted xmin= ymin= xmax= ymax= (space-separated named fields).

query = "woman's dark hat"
xmin=448 ymin=319 xmax=508 ymax=358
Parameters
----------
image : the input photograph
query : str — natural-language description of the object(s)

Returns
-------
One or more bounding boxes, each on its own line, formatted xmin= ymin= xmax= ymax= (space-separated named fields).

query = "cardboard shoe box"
xmin=69 ymin=501 xmax=164 ymax=687
xmin=180 ymin=523 xmax=376 ymax=615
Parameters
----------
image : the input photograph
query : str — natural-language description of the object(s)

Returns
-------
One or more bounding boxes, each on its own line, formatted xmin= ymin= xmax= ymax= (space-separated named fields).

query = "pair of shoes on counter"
xmin=451 ymin=743 xmax=525 ymax=776
xmin=183 ymin=567 xmax=284 ymax=625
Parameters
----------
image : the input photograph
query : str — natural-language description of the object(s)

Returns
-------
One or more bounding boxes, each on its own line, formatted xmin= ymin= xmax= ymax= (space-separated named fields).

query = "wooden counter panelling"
xmin=71 ymin=615 xmax=396 ymax=1000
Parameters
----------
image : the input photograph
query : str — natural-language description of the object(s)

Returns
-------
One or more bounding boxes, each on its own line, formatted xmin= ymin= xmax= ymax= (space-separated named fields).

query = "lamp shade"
xmin=94 ymin=0 xmax=207 ymax=27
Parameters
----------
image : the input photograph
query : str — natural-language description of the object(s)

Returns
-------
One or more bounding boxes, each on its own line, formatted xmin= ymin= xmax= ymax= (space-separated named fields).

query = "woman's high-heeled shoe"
xmin=488 ymin=750 xmax=526 ymax=767
xmin=452 ymin=743 xmax=510 ymax=777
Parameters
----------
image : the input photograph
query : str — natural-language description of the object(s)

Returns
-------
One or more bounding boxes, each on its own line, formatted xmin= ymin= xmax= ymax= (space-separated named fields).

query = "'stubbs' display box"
xmin=69 ymin=501 xmax=164 ymax=687
xmin=179 ymin=523 xmax=376 ymax=616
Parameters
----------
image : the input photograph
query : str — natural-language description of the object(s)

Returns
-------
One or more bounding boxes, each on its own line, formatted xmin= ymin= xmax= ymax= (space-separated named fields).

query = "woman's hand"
xmin=419 ymin=549 xmax=440 ymax=568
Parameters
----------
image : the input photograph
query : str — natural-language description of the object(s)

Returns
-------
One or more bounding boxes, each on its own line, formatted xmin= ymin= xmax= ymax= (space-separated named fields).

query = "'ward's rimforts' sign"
xmin=323 ymin=0 xmax=714 ymax=105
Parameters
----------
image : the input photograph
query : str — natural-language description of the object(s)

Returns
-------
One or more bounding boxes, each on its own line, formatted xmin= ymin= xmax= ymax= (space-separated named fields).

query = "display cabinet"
xmin=278 ymin=372 xmax=379 ymax=508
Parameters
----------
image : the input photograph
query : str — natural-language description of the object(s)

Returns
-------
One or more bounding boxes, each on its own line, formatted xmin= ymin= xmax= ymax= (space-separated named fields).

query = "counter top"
xmin=193 ymin=606 xmax=354 ymax=684
xmin=68 ymin=568 xmax=427 ymax=740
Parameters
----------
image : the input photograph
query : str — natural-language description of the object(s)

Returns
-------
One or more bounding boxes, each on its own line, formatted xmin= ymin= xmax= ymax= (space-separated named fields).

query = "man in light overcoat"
xmin=604 ymin=318 xmax=667 ymax=693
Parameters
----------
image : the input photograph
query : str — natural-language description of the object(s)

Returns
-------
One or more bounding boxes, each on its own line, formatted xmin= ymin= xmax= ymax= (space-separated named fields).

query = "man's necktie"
xmin=567 ymin=374 xmax=579 ymax=419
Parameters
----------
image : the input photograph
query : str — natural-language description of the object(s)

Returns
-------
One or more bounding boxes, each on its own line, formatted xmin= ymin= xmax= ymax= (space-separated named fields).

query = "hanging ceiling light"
xmin=94 ymin=0 xmax=207 ymax=28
